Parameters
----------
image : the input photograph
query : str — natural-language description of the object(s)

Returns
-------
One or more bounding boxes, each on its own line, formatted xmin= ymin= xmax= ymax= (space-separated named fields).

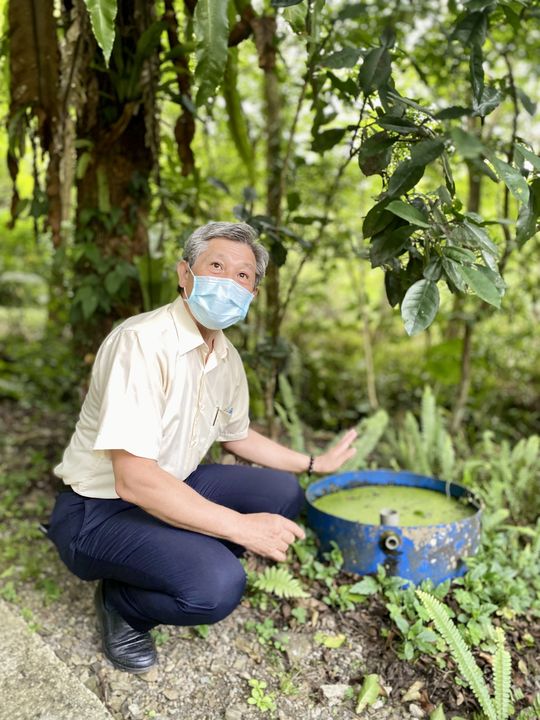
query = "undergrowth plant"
xmin=417 ymin=590 xmax=512 ymax=720
xmin=461 ymin=433 xmax=540 ymax=525
xmin=380 ymin=386 xmax=459 ymax=482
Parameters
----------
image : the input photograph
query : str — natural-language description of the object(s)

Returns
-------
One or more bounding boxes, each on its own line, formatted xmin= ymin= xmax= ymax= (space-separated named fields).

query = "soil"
xmin=1 ymin=401 xmax=539 ymax=720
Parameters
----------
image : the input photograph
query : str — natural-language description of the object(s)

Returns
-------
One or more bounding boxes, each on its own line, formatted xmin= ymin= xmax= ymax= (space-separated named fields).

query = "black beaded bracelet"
xmin=307 ymin=454 xmax=315 ymax=476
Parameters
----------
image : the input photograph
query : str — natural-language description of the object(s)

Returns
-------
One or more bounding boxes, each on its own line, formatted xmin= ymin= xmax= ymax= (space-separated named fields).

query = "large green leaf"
xmin=194 ymin=0 xmax=230 ymax=107
xmin=320 ymin=48 xmax=362 ymax=68
xmin=459 ymin=264 xmax=505 ymax=307
xmin=358 ymin=132 xmax=395 ymax=176
xmin=387 ymin=160 xmax=425 ymax=197
xmin=462 ymin=220 xmax=499 ymax=257
xmin=377 ymin=115 xmax=419 ymax=134
xmin=370 ymin=226 xmax=415 ymax=267
xmin=386 ymin=200 xmax=430 ymax=227
xmin=312 ymin=128 xmax=348 ymax=153
xmin=515 ymin=144 xmax=540 ymax=172
xmin=451 ymin=10 xmax=488 ymax=47
xmin=442 ymin=257 xmax=468 ymax=292
xmin=516 ymin=177 xmax=540 ymax=246
xmin=401 ymin=279 xmax=440 ymax=335
xmin=488 ymin=156 xmax=530 ymax=203
xmin=358 ymin=47 xmax=391 ymax=94
xmin=473 ymin=86 xmax=502 ymax=117
xmin=83 ymin=0 xmax=118 ymax=65
xmin=410 ymin=138 xmax=445 ymax=167
xmin=469 ymin=43 xmax=484 ymax=105
xmin=271 ymin=0 xmax=304 ymax=6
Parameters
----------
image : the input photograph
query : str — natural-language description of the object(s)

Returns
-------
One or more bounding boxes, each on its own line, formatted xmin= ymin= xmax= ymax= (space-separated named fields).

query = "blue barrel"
xmin=305 ymin=470 xmax=482 ymax=585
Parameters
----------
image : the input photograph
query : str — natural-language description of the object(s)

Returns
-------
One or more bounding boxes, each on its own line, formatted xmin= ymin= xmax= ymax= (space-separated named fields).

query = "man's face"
xmin=177 ymin=237 xmax=258 ymax=296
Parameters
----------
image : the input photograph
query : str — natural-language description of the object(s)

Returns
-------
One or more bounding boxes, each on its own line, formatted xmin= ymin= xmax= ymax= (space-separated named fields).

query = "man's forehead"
xmin=203 ymin=238 xmax=256 ymax=267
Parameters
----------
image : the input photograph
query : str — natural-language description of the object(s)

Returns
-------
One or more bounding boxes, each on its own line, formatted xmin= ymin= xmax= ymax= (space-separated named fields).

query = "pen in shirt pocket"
xmin=212 ymin=406 xmax=233 ymax=425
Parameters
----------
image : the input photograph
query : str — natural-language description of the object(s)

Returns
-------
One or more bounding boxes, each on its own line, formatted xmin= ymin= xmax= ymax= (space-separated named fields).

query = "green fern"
xmin=382 ymin=386 xmax=458 ymax=482
xmin=275 ymin=374 xmax=306 ymax=453
xmin=252 ymin=566 xmax=310 ymax=599
xmin=494 ymin=627 xmax=512 ymax=720
xmin=339 ymin=409 xmax=389 ymax=472
xmin=416 ymin=590 xmax=499 ymax=720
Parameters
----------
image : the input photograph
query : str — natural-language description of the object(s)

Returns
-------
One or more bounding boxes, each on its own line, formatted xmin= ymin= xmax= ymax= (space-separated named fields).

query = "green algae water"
xmin=313 ymin=485 xmax=475 ymax=526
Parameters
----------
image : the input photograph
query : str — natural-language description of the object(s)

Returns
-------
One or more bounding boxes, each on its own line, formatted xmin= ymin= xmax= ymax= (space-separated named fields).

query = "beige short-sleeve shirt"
xmin=54 ymin=297 xmax=250 ymax=498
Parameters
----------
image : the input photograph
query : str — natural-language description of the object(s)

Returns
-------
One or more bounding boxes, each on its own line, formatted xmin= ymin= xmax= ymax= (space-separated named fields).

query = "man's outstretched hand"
xmin=312 ymin=428 xmax=358 ymax=475
xmin=236 ymin=513 xmax=305 ymax=562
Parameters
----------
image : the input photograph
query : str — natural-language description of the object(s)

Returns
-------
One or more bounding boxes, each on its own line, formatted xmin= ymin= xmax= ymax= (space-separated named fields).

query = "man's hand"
xmin=235 ymin=513 xmax=305 ymax=562
xmin=312 ymin=428 xmax=358 ymax=475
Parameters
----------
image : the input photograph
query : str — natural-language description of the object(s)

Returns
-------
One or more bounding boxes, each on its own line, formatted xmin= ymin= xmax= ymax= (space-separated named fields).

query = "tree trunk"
xmin=72 ymin=0 xmax=159 ymax=354
xmin=251 ymin=15 xmax=283 ymax=435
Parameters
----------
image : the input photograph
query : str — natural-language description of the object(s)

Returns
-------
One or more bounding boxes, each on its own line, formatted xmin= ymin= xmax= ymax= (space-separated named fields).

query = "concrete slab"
xmin=0 ymin=598 xmax=113 ymax=720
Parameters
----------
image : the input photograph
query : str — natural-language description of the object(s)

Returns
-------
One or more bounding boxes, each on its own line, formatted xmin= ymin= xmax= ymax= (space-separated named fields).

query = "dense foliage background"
xmin=0 ymin=2 xmax=539 ymax=717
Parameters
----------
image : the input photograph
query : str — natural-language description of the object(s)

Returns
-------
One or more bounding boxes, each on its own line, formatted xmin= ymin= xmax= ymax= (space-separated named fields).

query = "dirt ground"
xmin=1 ymin=401 xmax=539 ymax=719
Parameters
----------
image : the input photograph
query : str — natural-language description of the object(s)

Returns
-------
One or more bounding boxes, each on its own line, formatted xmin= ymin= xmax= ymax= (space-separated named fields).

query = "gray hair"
xmin=182 ymin=222 xmax=269 ymax=288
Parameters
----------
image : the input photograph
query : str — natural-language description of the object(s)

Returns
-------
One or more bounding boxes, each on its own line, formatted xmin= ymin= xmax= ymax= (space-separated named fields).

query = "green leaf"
xmin=319 ymin=48 xmax=362 ymax=68
xmin=416 ymin=591 xmax=497 ymax=720
xmin=469 ymin=43 xmax=484 ymax=104
xmin=515 ymin=144 xmax=540 ymax=173
xmin=429 ymin=705 xmax=447 ymax=720
xmin=83 ymin=0 xmax=118 ymax=65
xmin=450 ymin=128 xmax=485 ymax=159
xmin=462 ymin=220 xmax=499 ymax=257
xmin=349 ymin=576 xmax=380 ymax=595
xmin=370 ymin=226 xmax=415 ymax=267
xmin=314 ymin=632 xmax=346 ymax=649
xmin=401 ymin=279 xmax=440 ymax=335
xmin=358 ymin=132 xmax=395 ymax=176
xmin=282 ymin=5 xmax=306 ymax=34
xmin=386 ymin=200 xmax=430 ymax=227
xmin=312 ymin=128 xmax=348 ymax=153
xmin=252 ymin=566 xmax=309 ymax=599
xmin=516 ymin=88 xmax=537 ymax=116
xmin=377 ymin=115 xmax=419 ymax=134
xmin=494 ymin=627 xmax=512 ymax=720
xmin=435 ymin=105 xmax=473 ymax=120
xmin=387 ymin=160 xmax=425 ymax=197
xmin=488 ymin=156 xmax=530 ymax=203
xmin=271 ymin=0 xmax=304 ymax=6
xmin=442 ymin=246 xmax=476 ymax=264
xmin=356 ymin=674 xmax=383 ymax=713
xmin=516 ymin=177 xmax=540 ymax=246
xmin=358 ymin=47 xmax=392 ymax=94
xmin=410 ymin=139 xmax=445 ymax=167
xmin=459 ymin=264 xmax=505 ymax=307
xmin=363 ymin=200 xmax=395 ymax=238
xmin=473 ymin=86 xmax=502 ymax=117
xmin=194 ymin=0 xmax=229 ymax=106
xmin=451 ymin=11 xmax=488 ymax=47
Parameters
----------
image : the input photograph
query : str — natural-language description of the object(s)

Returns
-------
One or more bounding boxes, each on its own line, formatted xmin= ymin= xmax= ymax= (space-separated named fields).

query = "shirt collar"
xmin=169 ymin=296 xmax=229 ymax=360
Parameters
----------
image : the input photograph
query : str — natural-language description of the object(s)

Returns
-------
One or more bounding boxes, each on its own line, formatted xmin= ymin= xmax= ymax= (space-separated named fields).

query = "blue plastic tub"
xmin=305 ymin=470 xmax=482 ymax=585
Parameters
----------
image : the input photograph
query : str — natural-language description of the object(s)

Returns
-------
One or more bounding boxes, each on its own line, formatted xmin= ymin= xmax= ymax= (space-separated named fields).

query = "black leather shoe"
xmin=94 ymin=581 xmax=157 ymax=674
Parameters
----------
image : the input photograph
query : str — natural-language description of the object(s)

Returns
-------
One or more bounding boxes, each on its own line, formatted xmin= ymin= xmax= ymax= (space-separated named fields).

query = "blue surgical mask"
xmin=184 ymin=267 xmax=254 ymax=330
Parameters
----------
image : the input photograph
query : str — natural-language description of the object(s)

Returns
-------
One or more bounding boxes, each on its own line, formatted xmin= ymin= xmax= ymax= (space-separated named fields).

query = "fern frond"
xmin=421 ymin=385 xmax=437 ymax=465
xmin=252 ymin=566 xmax=310 ymax=599
xmin=416 ymin=591 xmax=497 ymax=720
xmin=340 ymin=410 xmax=388 ymax=471
xmin=277 ymin=375 xmax=305 ymax=453
xmin=494 ymin=627 xmax=512 ymax=720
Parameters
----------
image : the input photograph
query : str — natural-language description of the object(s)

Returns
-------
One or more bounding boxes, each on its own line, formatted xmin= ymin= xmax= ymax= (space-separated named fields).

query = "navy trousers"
xmin=48 ymin=464 xmax=304 ymax=632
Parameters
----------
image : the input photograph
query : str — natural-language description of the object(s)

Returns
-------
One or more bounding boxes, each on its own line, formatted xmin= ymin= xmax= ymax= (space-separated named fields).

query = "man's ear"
xmin=176 ymin=260 xmax=190 ymax=289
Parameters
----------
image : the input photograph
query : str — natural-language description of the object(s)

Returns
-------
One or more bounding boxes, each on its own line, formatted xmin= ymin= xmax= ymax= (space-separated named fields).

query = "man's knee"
xmin=176 ymin=559 xmax=247 ymax=625
xmin=278 ymin=472 xmax=305 ymax=519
